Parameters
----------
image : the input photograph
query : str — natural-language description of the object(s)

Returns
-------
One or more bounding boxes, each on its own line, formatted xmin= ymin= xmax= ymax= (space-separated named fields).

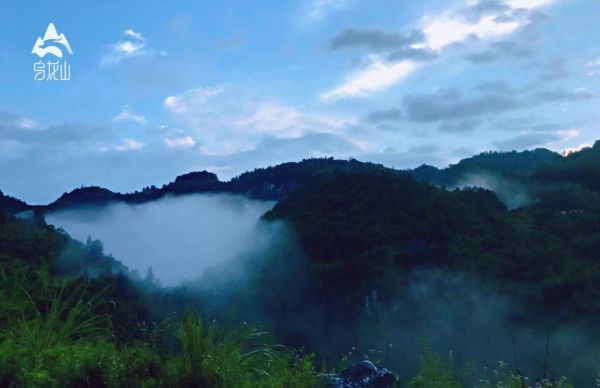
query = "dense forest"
xmin=2 ymin=142 xmax=600 ymax=386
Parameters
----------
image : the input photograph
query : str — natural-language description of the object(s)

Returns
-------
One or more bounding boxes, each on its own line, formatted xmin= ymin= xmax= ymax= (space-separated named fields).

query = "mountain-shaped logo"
xmin=31 ymin=23 xmax=73 ymax=58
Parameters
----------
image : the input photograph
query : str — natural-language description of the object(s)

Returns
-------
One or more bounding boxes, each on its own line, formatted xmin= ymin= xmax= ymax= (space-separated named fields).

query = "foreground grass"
xmin=0 ymin=292 xmax=317 ymax=387
xmin=1 ymin=318 xmax=317 ymax=387
xmin=0 ymin=270 xmax=574 ymax=387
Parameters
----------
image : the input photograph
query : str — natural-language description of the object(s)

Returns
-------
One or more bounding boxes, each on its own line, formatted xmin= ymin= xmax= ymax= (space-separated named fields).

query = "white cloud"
xmin=418 ymin=14 xmax=519 ymax=51
xmin=321 ymin=0 xmax=557 ymax=100
xmin=124 ymin=29 xmax=144 ymax=40
xmin=18 ymin=118 xmax=37 ymax=130
xmin=100 ymin=29 xmax=161 ymax=65
xmin=320 ymin=56 xmax=417 ymax=101
xmin=113 ymin=105 xmax=146 ymax=123
xmin=114 ymin=41 xmax=145 ymax=55
xmin=586 ymin=57 xmax=600 ymax=77
xmin=506 ymin=0 xmax=555 ymax=9
xmin=164 ymin=86 xmax=354 ymax=155
xmin=561 ymin=142 xmax=592 ymax=156
xmin=164 ymin=86 xmax=226 ymax=114
xmin=309 ymin=0 xmax=351 ymax=20
xmin=233 ymin=101 xmax=348 ymax=137
xmin=232 ymin=102 xmax=306 ymax=137
xmin=100 ymin=139 xmax=144 ymax=152
xmin=556 ymin=128 xmax=580 ymax=141
xmin=164 ymin=135 xmax=196 ymax=149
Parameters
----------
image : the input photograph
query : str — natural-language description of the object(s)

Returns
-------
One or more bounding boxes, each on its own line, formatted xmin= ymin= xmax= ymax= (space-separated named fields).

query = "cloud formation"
xmin=113 ymin=105 xmax=147 ymax=124
xmin=320 ymin=57 xmax=417 ymax=101
xmin=366 ymin=108 xmax=403 ymax=123
xmin=321 ymin=0 xmax=559 ymax=100
xmin=166 ymin=86 xmax=353 ymax=154
xmin=494 ymin=128 xmax=579 ymax=150
xmin=363 ymin=80 xmax=594 ymax=134
xmin=100 ymin=139 xmax=144 ymax=152
xmin=309 ymin=0 xmax=352 ymax=20
xmin=329 ymin=28 xmax=424 ymax=52
xmin=164 ymin=135 xmax=195 ymax=149
xmin=100 ymin=29 xmax=164 ymax=65
xmin=403 ymin=88 xmax=519 ymax=122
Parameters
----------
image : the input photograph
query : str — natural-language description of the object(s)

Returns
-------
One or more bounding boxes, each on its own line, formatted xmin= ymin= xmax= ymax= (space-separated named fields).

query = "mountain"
xmin=534 ymin=140 xmax=600 ymax=191
xmin=7 ymin=144 xmax=600 ymax=215
xmin=227 ymin=157 xmax=394 ymax=199
xmin=405 ymin=147 xmax=600 ymax=211
xmin=264 ymin=167 xmax=600 ymax=321
xmin=46 ymin=186 xmax=119 ymax=211
xmin=3 ymin=146 xmax=600 ymax=385
xmin=0 ymin=190 xmax=31 ymax=214
xmin=43 ymin=158 xmax=394 ymax=211
xmin=407 ymin=148 xmax=560 ymax=186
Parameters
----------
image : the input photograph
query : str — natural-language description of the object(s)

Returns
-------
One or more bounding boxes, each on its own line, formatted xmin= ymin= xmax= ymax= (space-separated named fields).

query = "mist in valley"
xmin=44 ymin=192 xmax=600 ymax=385
xmin=46 ymin=194 xmax=275 ymax=286
xmin=451 ymin=173 xmax=532 ymax=209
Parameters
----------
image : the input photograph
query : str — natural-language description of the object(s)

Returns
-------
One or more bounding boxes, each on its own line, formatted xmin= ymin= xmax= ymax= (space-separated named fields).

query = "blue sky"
xmin=0 ymin=0 xmax=599 ymax=203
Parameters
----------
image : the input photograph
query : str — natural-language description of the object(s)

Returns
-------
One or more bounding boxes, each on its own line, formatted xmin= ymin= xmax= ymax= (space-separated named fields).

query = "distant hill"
xmin=39 ymin=149 xmax=568 ymax=213
xmin=46 ymin=186 xmax=119 ymax=211
xmin=45 ymin=171 xmax=224 ymax=211
xmin=42 ymin=158 xmax=394 ymax=211
xmin=534 ymin=140 xmax=600 ymax=191
xmin=0 ymin=190 xmax=31 ymax=214
xmin=2 ymin=143 xmax=600 ymax=214
xmin=264 ymin=167 xmax=600 ymax=321
xmin=227 ymin=158 xmax=394 ymax=199
xmin=407 ymin=148 xmax=560 ymax=186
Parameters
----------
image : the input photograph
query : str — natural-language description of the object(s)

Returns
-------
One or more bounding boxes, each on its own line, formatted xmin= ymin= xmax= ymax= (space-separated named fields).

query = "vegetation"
xmin=3 ymin=145 xmax=600 ymax=386
xmin=0 ymin=212 xmax=317 ymax=387
xmin=535 ymin=141 xmax=600 ymax=191
xmin=264 ymin=169 xmax=600 ymax=321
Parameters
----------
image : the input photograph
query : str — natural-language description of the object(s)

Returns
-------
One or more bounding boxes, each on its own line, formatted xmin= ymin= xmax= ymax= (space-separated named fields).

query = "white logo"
xmin=31 ymin=23 xmax=72 ymax=81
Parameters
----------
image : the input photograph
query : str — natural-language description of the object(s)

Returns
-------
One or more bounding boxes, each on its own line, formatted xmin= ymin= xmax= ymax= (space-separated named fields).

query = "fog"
xmin=452 ymin=173 xmax=532 ymax=209
xmin=348 ymin=270 xmax=599 ymax=386
xmin=44 ymin=193 xmax=600 ymax=384
xmin=46 ymin=194 xmax=275 ymax=286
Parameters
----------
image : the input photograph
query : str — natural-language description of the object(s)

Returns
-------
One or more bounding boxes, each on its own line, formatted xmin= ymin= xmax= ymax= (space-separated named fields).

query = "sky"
xmin=0 ymin=0 xmax=599 ymax=204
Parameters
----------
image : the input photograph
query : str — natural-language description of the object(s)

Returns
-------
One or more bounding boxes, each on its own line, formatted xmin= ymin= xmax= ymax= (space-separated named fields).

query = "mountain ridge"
xmin=4 ymin=142 xmax=599 ymax=214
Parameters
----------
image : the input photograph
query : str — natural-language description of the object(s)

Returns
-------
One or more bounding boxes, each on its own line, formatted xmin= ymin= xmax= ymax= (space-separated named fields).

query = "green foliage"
xmin=1 ymin=338 xmax=120 ymax=387
xmin=409 ymin=148 xmax=560 ymax=186
xmin=476 ymin=362 xmax=573 ymax=388
xmin=165 ymin=314 xmax=316 ymax=387
xmin=265 ymin=168 xmax=600 ymax=321
xmin=0 ymin=287 xmax=318 ymax=387
xmin=535 ymin=141 xmax=600 ymax=191
xmin=109 ymin=342 xmax=163 ymax=387
xmin=4 ymin=150 xmax=600 ymax=386
xmin=408 ymin=346 xmax=467 ymax=388
xmin=11 ymin=283 xmax=108 ymax=349
xmin=0 ymin=279 xmax=117 ymax=386
xmin=0 ymin=211 xmax=320 ymax=387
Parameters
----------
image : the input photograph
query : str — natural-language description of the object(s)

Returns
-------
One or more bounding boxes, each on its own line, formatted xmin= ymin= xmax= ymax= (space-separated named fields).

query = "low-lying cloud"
xmin=46 ymin=194 xmax=275 ymax=286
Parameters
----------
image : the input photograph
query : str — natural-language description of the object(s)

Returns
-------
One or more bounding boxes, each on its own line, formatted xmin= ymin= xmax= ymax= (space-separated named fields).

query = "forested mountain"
xmin=407 ymin=148 xmax=560 ymax=186
xmin=264 ymin=168 xmax=600 ymax=321
xmin=0 ymin=190 xmax=30 ymax=214
xmin=5 ymin=144 xmax=596 ymax=216
xmin=45 ymin=158 xmax=393 ymax=210
xmin=0 ymin=210 xmax=318 ymax=386
xmin=535 ymin=140 xmax=600 ymax=191
xmin=2 ymin=144 xmax=600 ymax=386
